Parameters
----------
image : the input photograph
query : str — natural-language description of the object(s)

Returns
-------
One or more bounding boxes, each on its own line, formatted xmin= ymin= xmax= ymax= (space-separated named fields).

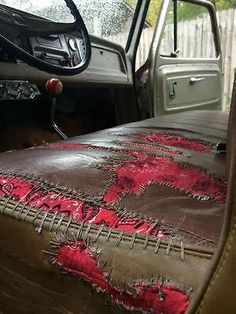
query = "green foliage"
xmin=177 ymin=0 xmax=235 ymax=21
xmin=145 ymin=0 xmax=162 ymax=26
xmin=177 ymin=2 xmax=208 ymax=21
xmin=214 ymin=0 xmax=236 ymax=10
xmin=126 ymin=0 xmax=235 ymax=27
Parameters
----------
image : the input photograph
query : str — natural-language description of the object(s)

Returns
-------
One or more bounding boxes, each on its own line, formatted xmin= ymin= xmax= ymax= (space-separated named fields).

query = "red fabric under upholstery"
xmin=103 ymin=151 xmax=226 ymax=205
xmin=55 ymin=239 xmax=189 ymax=314
xmin=0 ymin=175 xmax=166 ymax=237
xmin=129 ymin=132 xmax=213 ymax=152
xmin=47 ymin=140 xmax=226 ymax=205
xmin=0 ymin=131 xmax=225 ymax=313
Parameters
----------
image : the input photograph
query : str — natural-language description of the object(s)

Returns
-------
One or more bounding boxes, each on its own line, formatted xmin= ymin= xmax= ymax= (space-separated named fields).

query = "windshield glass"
xmin=0 ymin=0 xmax=75 ymax=23
xmin=0 ymin=0 xmax=139 ymax=47
xmin=76 ymin=0 xmax=138 ymax=47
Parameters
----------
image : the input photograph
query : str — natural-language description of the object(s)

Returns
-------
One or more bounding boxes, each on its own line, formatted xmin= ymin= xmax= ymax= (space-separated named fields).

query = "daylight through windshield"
xmin=0 ymin=0 xmax=138 ymax=47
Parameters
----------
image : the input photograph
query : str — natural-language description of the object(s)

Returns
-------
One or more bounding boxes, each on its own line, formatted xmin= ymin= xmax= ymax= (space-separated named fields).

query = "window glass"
xmin=159 ymin=1 xmax=217 ymax=59
xmin=0 ymin=0 xmax=75 ymax=23
xmin=77 ymin=0 xmax=138 ymax=47
xmin=0 ymin=0 xmax=139 ymax=48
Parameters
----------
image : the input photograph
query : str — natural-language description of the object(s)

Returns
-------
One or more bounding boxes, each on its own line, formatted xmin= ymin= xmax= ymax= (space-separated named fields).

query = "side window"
xmin=159 ymin=0 xmax=217 ymax=59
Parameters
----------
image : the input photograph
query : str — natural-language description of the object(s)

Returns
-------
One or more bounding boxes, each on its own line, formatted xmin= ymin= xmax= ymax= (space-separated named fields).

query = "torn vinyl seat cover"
xmin=1 ymin=80 xmax=236 ymax=313
xmin=0 ymin=0 xmax=236 ymax=312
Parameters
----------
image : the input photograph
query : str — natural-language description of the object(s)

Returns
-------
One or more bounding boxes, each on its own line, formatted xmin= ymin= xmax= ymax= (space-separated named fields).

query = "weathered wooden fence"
xmin=107 ymin=8 xmax=236 ymax=110
xmin=218 ymin=9 xmax=236 ymax=109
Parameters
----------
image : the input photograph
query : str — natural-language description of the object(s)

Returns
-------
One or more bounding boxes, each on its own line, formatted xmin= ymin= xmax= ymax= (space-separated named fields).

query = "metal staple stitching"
xmin=76 ymin=220 xmax=85 ymax=239
xmin=32 ymin=210 xmax=43 ymax=222
xmin=143 ymin=233 xmax=149 ymax=250
xmin=106 ymin=228 xmax=112 ymax=242
xmin=84 ymin=222 xmax=92 ymax=240
xmin=130 ymin=232 xmax=136 ymax=249
xmin=155 ymin=237 xmax=162 ymax=254
xmin=166 ymin=239 xmax=173 ymax=256
xmin=115 ymin=231 xmax=124 ymax=247
xmin=0 ymin=196 xmax=205 ymax=260
xmin=35 ymin=211 xmax=49 ymax=234
xmin=95 ymin=225 xmax=104 ymax=241
xmin=0 ymin=169 xmax=219 ymax=242
xmin=22 ymin=207 xmax=32 ymax=221
xmin=49 ymin=211 xmax=58 ymax=232
xmin=64 ymin=217 xmax=73 ymax=235
xmin=55 ymin=214 xmax=66 ymax=232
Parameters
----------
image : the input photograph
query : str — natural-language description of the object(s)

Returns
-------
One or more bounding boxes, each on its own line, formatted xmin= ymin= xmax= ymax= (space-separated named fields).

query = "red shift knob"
xmin=46 ymin=78 xmax=63 ymax=96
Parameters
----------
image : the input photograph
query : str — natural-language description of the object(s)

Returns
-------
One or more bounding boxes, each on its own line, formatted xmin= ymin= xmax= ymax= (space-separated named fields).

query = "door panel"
xmin=149 ymin=0 xmax=222 ymax=116
xmin=158 ymin=64 xmax=221 ymax=113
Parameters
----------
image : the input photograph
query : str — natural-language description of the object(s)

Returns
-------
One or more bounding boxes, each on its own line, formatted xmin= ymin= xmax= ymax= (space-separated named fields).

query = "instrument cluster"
xmin=30 ymin=33 xmax=86 ymax=68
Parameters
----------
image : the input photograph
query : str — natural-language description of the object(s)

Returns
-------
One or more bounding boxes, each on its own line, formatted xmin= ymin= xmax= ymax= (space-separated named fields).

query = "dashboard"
xmin=0 ymin=3 xmax=132 ymax=99
xmin=0 ymin=32 xmax=131 ymax=89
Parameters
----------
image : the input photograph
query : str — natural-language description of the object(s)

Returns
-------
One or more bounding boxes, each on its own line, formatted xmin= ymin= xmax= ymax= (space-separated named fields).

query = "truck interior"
xmin=0 ymin=0 xmax=234 ymax=313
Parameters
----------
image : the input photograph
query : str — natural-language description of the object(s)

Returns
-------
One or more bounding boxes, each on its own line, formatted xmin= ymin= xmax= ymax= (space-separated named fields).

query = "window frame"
xmin=158 ymin=0 xmax=221 ymax=60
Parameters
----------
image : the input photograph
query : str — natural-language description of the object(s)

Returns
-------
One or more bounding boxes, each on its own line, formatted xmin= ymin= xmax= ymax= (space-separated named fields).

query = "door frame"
xmin=148 ymin=0 xmax=222 ymax=116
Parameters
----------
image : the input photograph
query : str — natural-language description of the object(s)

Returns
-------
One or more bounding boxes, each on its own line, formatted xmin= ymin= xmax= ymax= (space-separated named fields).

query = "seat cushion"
xmin=0 ymin=110 xmax=228 ymax=314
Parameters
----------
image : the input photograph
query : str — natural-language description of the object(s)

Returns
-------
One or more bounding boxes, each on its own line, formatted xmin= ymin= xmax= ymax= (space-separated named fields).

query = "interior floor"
xmin=0 ymin=86 xmax=137 ymax=152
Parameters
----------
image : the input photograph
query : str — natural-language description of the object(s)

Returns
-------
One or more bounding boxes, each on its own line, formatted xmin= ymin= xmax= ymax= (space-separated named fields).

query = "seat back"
xmin=195 ymin=71 xmax=236 ymax=313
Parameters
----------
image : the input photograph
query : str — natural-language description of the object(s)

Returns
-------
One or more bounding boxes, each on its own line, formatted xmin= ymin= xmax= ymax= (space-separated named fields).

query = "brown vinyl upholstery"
xmin=0 ymin=108 xmax=229 ymax=313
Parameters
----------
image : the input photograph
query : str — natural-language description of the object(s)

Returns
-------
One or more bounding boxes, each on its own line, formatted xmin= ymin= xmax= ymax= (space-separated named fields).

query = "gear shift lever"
xmin=45 ymin=78 xmax=68 ymax=140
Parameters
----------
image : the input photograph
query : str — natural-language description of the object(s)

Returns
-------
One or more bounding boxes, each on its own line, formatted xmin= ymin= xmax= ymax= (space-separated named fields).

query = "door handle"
xmin=190 ymin=77 xmax=205 ymax=85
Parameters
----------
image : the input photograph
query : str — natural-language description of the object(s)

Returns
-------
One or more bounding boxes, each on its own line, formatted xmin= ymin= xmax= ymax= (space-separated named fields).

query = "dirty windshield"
xmin=0 ymin=0 xmax=139 ymax=47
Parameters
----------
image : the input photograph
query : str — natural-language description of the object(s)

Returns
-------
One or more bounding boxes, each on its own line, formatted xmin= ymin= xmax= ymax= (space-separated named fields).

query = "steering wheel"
xmin=0 ymin=0 xmax=91 ymax=76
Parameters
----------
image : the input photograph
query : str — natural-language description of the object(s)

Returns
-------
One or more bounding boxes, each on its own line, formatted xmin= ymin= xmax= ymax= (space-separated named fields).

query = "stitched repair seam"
xmin=0 ymin=170 xmax=221 ymax=247
xmin=44 ymin=236 xmax=191 ymax=313
xmin=46 ymin=142 xmax=222 ymax=182
xmin=41 ymin=141 xmax=226 ymax=205
xmin=48 ymin=233 xmax=193 ymax=296
xmin=0 ymin=169 xmax=110 ymax=207
xmin=110 ymin=131 xmax=216 ymax=152
xmin=77 ymin=145 xmax=227 ymax=205
xmin=0 ymin=172 xmax=170 ymax=240
xmin=98 ymin=154 xmax=226 ymax=205
xmin=0 ymin=196 xmax=214 ymax=260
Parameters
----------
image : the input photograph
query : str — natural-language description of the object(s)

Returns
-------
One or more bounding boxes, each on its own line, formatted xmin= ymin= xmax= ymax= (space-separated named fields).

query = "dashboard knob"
xmin=72 ymin=54 xmax=80 ymax=66
xmin=45 ymin=78 xmax=63 ymax=96
xmin=68 ymin=38 xmax=77 ymax=51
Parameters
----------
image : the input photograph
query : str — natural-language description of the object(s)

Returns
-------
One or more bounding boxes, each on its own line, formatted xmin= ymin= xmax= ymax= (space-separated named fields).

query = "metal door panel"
xmin=157 ymin=63 xmax=221 ymax=114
